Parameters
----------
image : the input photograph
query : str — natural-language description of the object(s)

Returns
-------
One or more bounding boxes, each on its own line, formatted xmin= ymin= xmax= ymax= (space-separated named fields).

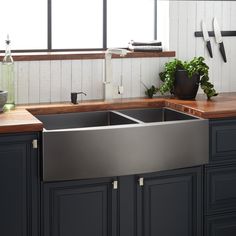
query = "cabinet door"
xmin=137 ymin=167 xmax=203 ymax=236
xmin=0 ymin=133 xmax=40 ymax=236
xmin=205 ymin=212 xmax=236 ymax=236
xmin=205 ymin=163 xmax=236 ymax=215
xmin=43 ymin=178 xmax=118 ymax=236
xmin=210 ymin=119 xmax=236 ymax=163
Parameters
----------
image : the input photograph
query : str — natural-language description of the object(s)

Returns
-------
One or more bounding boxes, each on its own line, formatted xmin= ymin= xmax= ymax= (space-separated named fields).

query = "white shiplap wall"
xmin=169 ymin=0 xmax=236 ymax=93
xmin=5 ymin=57 xmax=170 ymax=104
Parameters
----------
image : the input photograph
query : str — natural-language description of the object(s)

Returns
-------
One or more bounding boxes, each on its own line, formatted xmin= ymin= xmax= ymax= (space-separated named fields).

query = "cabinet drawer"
xmin=205 ymin=164 xmax=236 ymax=215
xmin=205 ymin=212 xmax=236 ymax=236
xmin=210 ymin=119 xmax=236 ymax=162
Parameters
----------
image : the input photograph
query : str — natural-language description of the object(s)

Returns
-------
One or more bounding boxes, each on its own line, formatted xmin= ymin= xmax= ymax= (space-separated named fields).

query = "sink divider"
xmin=110 ymin=110 xmax=144 ymax=124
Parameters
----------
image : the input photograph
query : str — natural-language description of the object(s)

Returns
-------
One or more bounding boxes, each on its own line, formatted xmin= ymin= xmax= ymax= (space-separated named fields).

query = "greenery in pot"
xmin=159 ymin=57 xmax=218 ymax=99
xmin=141 ymin=81 xmax=158 ymax=98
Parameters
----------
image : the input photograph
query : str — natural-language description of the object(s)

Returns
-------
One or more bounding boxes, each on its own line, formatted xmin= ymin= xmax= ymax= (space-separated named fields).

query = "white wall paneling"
xmin=91 ymin=59 xmax=103 ymax=100
xmin=50 ymin=60 xmax=62 ymax=103
xmin=0 ymin=56 xmax=171 ymax=104
xmin=81 ymin=60 xmax=93 ymax=101
xmin=221 ymin=1 xmax=231 ymax=92
xmin=121 ymin=58 xmax=132 ymax=98
xmin=39 ymin=61 xmax=51 ymax=103
xmin=29 ymin=61 xmax=40 ymax=104
xmin=17 ymin=61 xmax=29 ymax=104
xmin=229 ymin=1 xmax=236 ymax=91
xmin=112 ymin=59 xmax=122 ymax=99
xmin=131 ymin=58 xmax=141 ymax=98
xmin=61 ymin=60 xmax=72 ymax=102
xmin=169 ymin=0 xmax=236 ymax=94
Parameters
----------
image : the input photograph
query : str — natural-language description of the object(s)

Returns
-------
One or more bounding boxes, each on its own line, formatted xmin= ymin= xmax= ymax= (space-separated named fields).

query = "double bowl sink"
xmin=36 ymin=108 xmax=209 ymax=181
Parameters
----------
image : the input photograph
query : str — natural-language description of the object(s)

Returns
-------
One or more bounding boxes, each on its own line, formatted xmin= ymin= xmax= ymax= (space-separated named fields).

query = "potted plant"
xmin=159 ymin=57 xmax=218 ymax=99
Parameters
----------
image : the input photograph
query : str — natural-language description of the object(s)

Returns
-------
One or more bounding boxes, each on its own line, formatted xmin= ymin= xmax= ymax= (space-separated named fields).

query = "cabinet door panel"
xmin=0 ymin=133 xmax=40 ymax=236
xmin=210 ymin=120 xmax=236 ymax=163
xmin=43 ymin=178 xmax=117 ymax=236
xmin=0 ymin=144 xmax=27 ymax=236
xmin=205 ymin=164 xmax=236 ymax=214
xmin=206 ymin=213 xmax=236 ymax=236
xmin=138 ymin=167 xmax=202 ymax=236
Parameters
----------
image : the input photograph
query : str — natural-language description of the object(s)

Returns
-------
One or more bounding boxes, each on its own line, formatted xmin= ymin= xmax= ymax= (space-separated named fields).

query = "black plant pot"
xmin=173 ymin=69 xmax=200 ymax=100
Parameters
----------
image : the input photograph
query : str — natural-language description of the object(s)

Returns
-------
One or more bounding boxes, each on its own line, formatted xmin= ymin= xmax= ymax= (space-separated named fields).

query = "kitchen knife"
xmin=202 ymin=21 xmax=213 ymax=58
xmin=213 ymin=18 xmax=227 ymax=63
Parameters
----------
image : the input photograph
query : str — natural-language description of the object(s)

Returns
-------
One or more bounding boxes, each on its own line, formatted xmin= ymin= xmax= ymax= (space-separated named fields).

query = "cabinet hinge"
xmin=138 ymin=177 xmax=144 ymax=187
xmin=112 ymin=180 xmax=118 ymax=190
xmin=32 ymin=139 xmax=38 ymax=149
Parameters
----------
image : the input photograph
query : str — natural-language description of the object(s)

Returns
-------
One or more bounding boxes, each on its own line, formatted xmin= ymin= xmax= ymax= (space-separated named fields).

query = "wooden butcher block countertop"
xmin=1 ymin=92 xmax=236 ymax=134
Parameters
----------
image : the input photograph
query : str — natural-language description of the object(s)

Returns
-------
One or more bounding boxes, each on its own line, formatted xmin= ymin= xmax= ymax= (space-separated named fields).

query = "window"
xmin=107 ymin=0 xmax=155 ymax=48
xmin=0 ymin=0 xmax=158 ymax=52
xmin=52 ymin=0 xmax=103 ymax=49
xmin=0 ymin=0 xmax=47 ymax=50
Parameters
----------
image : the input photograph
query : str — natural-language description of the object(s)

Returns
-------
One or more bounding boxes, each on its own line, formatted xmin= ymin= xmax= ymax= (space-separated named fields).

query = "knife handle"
xmin=206 ymin=41 xmax=213 ymax=58
xmin=219 ymin=42 xmax=227 ymax=63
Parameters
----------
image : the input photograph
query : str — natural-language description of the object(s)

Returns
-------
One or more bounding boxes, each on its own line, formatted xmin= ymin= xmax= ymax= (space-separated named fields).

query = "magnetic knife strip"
xmin=195 ymin=31 xmax=236 ymax=37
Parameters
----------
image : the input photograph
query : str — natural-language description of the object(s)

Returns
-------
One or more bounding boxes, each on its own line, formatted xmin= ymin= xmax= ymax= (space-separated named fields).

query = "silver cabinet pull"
xmin=138 ymin=177 xmax=144 ymax=186
xmin=32 ymin=139 xmax=38 ymax=149
xmin=112 ymin=180 xmax=118 ymax=189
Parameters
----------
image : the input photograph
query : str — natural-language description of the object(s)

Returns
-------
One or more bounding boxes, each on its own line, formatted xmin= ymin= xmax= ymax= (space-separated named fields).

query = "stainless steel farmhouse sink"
xmin=36 ymin=108 xmax=209 ymax=181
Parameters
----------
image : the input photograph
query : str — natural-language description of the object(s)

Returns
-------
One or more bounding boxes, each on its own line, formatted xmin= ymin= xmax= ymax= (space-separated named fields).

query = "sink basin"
xmin=118 ymin=108 xmax=197 ymax=123
xmin=36 ymin=111 xmax=139 ymax=130
xmin=39 ymin=108 xmax=209 ymax=181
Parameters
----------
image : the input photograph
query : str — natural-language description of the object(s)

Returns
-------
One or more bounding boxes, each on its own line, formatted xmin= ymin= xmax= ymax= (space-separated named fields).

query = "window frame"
xmin=2 ymin=0 xmax=158 ymax=53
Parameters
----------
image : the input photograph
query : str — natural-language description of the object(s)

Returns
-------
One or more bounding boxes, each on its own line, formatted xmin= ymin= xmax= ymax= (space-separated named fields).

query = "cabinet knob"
xmin=112 ymin=180 xmax=118 ymax=189
xmin=138 ymin=177 xmax=144 ymax=186
xmin=32 ymin=139 xmax=38 ymax=149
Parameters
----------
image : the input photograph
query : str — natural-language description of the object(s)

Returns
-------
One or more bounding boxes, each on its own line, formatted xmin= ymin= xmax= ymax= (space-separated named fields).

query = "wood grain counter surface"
xmin=1 ymin=92 xmax=236 ymax=134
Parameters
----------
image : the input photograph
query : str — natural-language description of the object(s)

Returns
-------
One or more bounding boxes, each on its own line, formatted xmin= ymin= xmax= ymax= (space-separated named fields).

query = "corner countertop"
xmin=1 ymin=92 xmax=236 ymax=134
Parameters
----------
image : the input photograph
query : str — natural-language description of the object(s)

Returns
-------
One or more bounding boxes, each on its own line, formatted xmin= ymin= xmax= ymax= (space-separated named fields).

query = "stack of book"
xmin=128 ymin=40 xmax=162 ymax=52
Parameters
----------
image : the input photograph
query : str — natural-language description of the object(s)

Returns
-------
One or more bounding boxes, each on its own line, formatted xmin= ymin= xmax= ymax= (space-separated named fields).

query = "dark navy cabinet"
xmin=137 ymin=167 xmax=203 ymax=236
xmin=42 ymin=177 xmax=118 ymax=236
xmin=205 ymin=163 xmax=236 ymax=215
xmin=205 ymin=119 xmax=236 ymax=236
xmin=205 ymin=212 xmax=236 ymax=236
xmin=42 ymin=167 xmax=203 ymax=236
xmin=210 ymin=119 xmax=236 ymax=163
xmin=0 ymin=133 xmax=40 ymax=236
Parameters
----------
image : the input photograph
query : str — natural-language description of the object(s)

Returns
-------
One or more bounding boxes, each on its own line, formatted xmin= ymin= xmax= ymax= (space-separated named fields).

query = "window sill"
xmin=0 ymin=51 xmax=175 ymax=61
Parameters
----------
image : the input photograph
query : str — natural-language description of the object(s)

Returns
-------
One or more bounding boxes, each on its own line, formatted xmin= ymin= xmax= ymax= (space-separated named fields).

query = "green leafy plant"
xmin=159 ymin=57 xmax=218 ymax=99
xmin=141 ymin=81 xmax=158 ymax=98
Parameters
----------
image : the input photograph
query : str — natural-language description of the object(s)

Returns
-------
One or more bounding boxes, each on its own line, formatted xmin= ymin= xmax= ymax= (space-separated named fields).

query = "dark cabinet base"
xmin=0 ymin=133 xmax=40 ymax=236
xmin=42 ymin=178 xmax=117 ymax=236
xmin=137 ymin=166 xmax=203 ymax=236
xmin=206 ymin=212 xmax=236 ymax=236
xmin=42 ymin=167 xmax=203 ymax=236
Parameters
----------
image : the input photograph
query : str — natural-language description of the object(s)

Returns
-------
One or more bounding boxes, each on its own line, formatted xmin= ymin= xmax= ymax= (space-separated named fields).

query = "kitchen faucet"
xmin=104 ymin=48 xmax=130 ymax=101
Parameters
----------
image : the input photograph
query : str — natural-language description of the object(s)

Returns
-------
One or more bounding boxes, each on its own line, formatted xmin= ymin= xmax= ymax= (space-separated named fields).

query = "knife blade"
xmin=213 ymin=18 xmax=227 ymax=63
xmin=201 ymin=21 xmax=213 ymax=58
